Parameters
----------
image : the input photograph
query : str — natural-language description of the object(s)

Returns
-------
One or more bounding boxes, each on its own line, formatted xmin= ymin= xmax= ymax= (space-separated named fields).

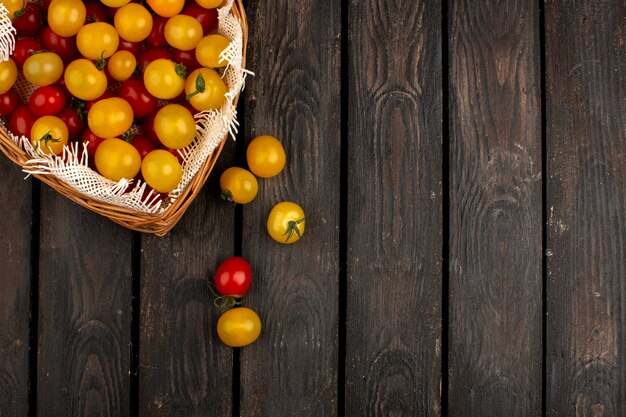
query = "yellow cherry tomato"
xmin=246 ymin=135 xmax=286 ymax=178
xmin=267 ymin=201 xmax=305 ymax=244
xmin=217 ymin=307 xmax=261 ymax=348
xmin=64 ymin=59 xmax=107 ymax=101
xmin=30 ymin=116 xmax=68 ymax=156
xmin=3 ymin=0 xmax=23 ymax=20
xmin=77 ymin=22 xmax=120 ymax=60
xmin=153 ymin=104 xmax=196 ymax=149
xmin=143 ymin=58 xmax=186 ymax=100
xmin=107 ymin=50 xmax=137 ymax=82
xmin=47 ymin=0 xmax=86 ymax=37
xmin=147 ymin=0 xmax=184 ymax=17
xmin=195 ymin=34 xmax=231 ymax=68
xmin=100 ymin=0 xmax=131 ymax=8
xmin=23 ymin=52 xmax=64 ymax=87
xmin=184 ymin=68 xmax=227 ymax=111
xmin=195 ymin=0 xmax=223 ymax=9
xmin=219 ymin=167 xmax=258 ymax=204
xmin=95 ymin=138 xmax=141 ymax=182
xmin=114 ymin=3 xmax=153 ymax=43
xmin=88 ymin=97 xmax=134 ymax=138
xmin=0 ymin=58 xmax=17 ymax=94
xmin=164 ymin=14 xmax=203 ymax=51
xmin=141 ymin=150 xmax=183 ymax=193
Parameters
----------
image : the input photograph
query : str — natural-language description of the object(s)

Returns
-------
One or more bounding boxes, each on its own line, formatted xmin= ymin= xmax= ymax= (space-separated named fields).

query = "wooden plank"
xmin=545 ymin=1 xmax=626 ymax=416
xmin=345 ymin=1 xmax=442 ymax=415
xmin=0 ymin=158 xmax=31 ymax=416
xmin=37 ymin=189 xmax=133 ymax=416
xmin=239 ymin=0 xmax=341 ymax=415
xmin=447 ymin=1 xmax=542 ymax=416
xmin=138 ymin=142 xmax=235 ymax=417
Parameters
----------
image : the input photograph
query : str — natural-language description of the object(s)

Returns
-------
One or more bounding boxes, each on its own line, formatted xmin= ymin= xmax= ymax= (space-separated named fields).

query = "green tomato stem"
xmin=220 ymin=189 xmax=235 ymax=203
xmin=283 ymin=217 xmax=305 ymax=242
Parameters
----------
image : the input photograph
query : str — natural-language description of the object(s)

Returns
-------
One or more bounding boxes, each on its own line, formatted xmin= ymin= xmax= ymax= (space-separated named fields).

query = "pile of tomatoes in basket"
xmin=0 ymin=0 xmax=230 ymax=194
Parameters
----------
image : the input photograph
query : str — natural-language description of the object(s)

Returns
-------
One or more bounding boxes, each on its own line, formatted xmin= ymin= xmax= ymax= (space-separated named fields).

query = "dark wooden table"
xmin=1 ymin=0 xmax=624 ymax=416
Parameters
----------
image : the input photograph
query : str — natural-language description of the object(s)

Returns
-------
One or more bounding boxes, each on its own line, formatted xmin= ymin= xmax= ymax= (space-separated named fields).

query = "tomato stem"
xmin=39 ymin=132 xmax=60 ymax=144
xmin=283 ymin=217 xmax=305 ymax=242
xmin=175 ymin=63 xmax=188 ymax=79
xmin=214 ymin=295 xmax=244 ymax=310
xmin=70 ymin=98 xmax=87 ymax=120
xmin=14 ymin=0 xmax=25 ymax=18
xmin=208 ymin=282 xmax=243 ymax=311
xmin=220 ymin=189 xmax=235 ymax=203
xmin=122 ymin=131 xmax=135 ymax=143
xmin=95 ymin=51 xmax=107 ymax=71
xmin=185 ymin=73 xmax=206 ymax=100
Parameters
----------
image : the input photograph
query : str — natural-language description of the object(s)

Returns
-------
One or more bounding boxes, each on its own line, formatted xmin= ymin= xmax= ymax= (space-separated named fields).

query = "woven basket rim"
xmin=0 ymin=0 xmax=248 ymax=237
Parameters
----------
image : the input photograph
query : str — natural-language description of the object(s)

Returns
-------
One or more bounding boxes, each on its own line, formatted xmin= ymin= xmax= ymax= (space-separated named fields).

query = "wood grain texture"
xmin=239 ymin=0 xmax=341 ymax=415
xmin=138 ymin=141 xmax=235 ymax=417
xmin=0 ymin=158 xmax=31 ymax=416
xmin=37 ymin=188 xmax=132 ymax=416
xmin=545 ymin=1 xmax=626 ymax=416
xmin=448 ymin=1 xmax=542 ymax=416
xmin=345 ymin=1 xmax=442 ymax=415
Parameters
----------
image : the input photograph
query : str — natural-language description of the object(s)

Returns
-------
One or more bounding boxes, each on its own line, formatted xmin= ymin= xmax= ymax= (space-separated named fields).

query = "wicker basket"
xmin=0 ymin=0 xmax=248 ymax=237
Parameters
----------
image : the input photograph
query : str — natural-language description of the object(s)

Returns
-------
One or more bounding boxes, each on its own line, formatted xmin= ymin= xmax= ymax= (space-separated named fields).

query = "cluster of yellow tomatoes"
xmin=214 ymin=135 xmax=306 ymax=347
xmin=1 ymin=0 xmax=230 ymax=196
xmin=220 ymin=135 xmax=306 ymax=244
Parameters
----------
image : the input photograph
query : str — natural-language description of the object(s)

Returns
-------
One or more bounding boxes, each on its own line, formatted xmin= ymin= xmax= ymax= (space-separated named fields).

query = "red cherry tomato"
xmin=129 ymin=133 xmax=155 ymax=159
xmin=141 ymin=109 xmax=160 ymax=145
xmin=85 ymin=90 xmax=115 ymax=111
xmin=12 ymin=38 xmax=42 ymax=69
xmin=214 ymin=257 xmax=252 ymax=297
xmin=29 ymin=86 xmax=67 ymax=116
xmin=0 ymin=88 xmax=20 ymax=116
xmin=182 ymin=3 xmax=218 ymax=35
xmin=81 ymin=128 xmax=106 ymax=162
xmin=12 ymin=2 xmax=44 ymax=37
xmin=85 ymin=2 xmax=108 ymax=22
xmin=146 ymin=15 xmax=168 ymax=48
xmin=117 ymin=39 xmax=142 ymax=55
xmin=138 ymin=48 xmax=172 ymax=72
xmin=119 ymin=79 xmax=157 ymax=118
xmin=58 ymin=107 xmax=85 ymax=139
xmin=104 ymin=5 xmax=118 ymax=20
xmin=40 ymin=27 xmax=79 ymax=62
xmin=172 ymin=49 xmax=201 ymax=72
xmin=9 ymin=105 xmax=37 ymax=137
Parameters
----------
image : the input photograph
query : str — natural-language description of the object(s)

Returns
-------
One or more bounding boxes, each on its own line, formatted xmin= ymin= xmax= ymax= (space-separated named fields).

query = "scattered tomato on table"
xmin=267 ymin=201 xmax=306 ymax=244
xmin=246 ymin=135 xmax=286 ymax=178
xmin=214 ymin=256 xmax=252 ymax=298
xmin=219 ymin=167 xmax=258 ymax=204
xmin=217 ymin=307 xmax=261 ymax=348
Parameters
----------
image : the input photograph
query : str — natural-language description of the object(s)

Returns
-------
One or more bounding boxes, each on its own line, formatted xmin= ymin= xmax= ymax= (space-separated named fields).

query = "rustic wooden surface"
xmin=448 ymin=1 xmax=543 ymax=416
xmin=346 ymin=0 xmax=442 ymax=416
xmin=0 ymin=158 xmax=30 ymax=416
xmin=240 ymin=0 xmax=341 ymax=415
xmin=0 ymin=1 xmax=625 ymax=416
xmin=36 ymin=187 xmax=133 ymax=416
xmin=545 ymin=1 xmax=626 ymax=416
